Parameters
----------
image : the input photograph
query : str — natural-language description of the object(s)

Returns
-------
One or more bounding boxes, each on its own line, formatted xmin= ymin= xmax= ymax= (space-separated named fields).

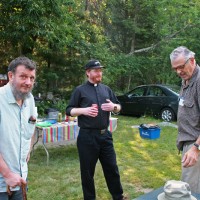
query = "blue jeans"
xmin=0 ymin=188 xmax=23 ymax=200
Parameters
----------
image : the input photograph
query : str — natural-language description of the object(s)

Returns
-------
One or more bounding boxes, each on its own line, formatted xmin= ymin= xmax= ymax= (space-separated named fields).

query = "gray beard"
xmin=11 ymin=84 xmax=31 ymax=100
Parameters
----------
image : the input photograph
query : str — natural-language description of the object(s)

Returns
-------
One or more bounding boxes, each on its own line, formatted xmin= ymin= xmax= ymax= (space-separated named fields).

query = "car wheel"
xmin=161 ymin=108 xmax=175 ymax=122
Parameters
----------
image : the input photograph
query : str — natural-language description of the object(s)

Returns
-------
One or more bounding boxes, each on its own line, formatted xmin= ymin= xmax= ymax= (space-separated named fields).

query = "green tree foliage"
xmin=0 ymin=0 xmax=74 ymax=94
xmin=103 ymin=0 xmax=166 ymax=91
xmin=0 ymin=0 xmax=109 ymax=98
xmin=1 ymin=0 xmax=200 ymax=97
xmin=103 ymin=0 xmax=200 ymax=92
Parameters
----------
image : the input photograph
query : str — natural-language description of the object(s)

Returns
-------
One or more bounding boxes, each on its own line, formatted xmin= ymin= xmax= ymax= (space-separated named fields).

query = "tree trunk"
xmin=127 ymin=75 xmax=131 ymax=91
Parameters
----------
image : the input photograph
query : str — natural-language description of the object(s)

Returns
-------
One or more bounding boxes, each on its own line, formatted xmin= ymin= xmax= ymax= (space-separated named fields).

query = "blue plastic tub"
xmin=139 ymin=127 xmax=160 ymax=139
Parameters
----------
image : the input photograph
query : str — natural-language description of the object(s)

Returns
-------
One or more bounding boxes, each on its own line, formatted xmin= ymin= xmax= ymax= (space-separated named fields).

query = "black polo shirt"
xmin=66 ymin=81 xmax=119 ymax=130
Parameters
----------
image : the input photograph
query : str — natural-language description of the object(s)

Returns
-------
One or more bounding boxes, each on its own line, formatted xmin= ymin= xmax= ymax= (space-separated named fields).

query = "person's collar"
xmin=6 ymin=83 xmax=27 ymax=107
xmin=5 ymin=83 xmax=16 ymax=104
xmin=87 ymin=81 xmax=98 ymax=87
xmin=182 ymin=65 xmax=199 ymax=87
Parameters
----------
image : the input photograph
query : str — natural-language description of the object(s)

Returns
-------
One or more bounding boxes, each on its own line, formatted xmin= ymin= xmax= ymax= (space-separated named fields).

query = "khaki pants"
xmin=182 ymin=141 xmax=200 ymax=193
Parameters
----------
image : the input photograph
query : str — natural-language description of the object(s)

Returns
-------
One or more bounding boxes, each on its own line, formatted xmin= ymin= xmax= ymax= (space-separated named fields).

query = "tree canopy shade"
xmin=1 ymin=0 xmax=200 ymax=97
xmin=0 ymin=0 xmax=108 ymax=96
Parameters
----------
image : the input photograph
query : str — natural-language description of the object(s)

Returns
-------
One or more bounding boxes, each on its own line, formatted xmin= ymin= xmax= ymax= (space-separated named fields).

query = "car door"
xmin=145 ymin=86 xmax=165 ymax=114
xmin=122 ymin=86 xmax=148 ymax=115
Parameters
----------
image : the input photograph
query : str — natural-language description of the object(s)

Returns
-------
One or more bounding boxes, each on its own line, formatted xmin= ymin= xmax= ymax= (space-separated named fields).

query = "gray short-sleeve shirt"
xmin=177 ymin=66 xmax=200 ymax=150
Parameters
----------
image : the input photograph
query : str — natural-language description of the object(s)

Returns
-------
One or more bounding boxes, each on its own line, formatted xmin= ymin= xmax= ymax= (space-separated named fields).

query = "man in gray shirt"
xmin=170 ymin=46 xmax=200 ymax=193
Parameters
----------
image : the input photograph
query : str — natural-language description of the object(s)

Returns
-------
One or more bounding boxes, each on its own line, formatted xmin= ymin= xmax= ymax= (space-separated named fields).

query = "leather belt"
xmin=81 ymin=128 xmax=107 ymax=134
xmin=99 ymin=129 xmax=107 ymax=134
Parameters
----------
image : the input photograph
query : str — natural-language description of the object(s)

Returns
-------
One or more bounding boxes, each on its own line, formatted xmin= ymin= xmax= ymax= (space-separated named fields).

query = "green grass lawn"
xmin=28 ymin=115 xmax=181 ymax=200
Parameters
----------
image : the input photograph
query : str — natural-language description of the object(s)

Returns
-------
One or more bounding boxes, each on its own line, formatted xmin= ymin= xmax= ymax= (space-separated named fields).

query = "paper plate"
xmin=36 ymin=121 xmax=52 ymax=127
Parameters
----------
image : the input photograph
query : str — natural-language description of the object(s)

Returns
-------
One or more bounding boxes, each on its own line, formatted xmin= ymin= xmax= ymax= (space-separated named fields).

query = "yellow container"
xmin=58 ymin=112 xmax=62 ymax=122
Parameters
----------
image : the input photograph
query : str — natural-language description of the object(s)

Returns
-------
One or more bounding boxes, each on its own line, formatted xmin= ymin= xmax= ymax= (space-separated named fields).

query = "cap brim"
xmin=191 ymin=196 xmax=197 ymax=200
xmin=92 ymin=66 xmax=104 ymax=68
xmin=85 ymin=66 xmax=104 ymax=70
xmin=157 ymin=192 xmax=197 ymax=200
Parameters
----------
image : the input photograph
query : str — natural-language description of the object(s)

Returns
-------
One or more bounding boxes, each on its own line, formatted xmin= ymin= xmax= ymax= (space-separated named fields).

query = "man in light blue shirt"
xmin=0 ymin=57 xmax=37 ymax=200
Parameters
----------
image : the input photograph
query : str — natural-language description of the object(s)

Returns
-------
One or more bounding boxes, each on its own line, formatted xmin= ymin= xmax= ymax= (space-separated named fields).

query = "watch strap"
xmin=194 ymin=143 xmax=200 ymax=150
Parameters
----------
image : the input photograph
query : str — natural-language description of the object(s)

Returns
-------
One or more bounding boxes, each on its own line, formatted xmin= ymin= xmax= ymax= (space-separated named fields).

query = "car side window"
xmin=148 ymin=87 xmax=166 ymax=97
xmin=128 ymin=87 xmax=146 ymax=98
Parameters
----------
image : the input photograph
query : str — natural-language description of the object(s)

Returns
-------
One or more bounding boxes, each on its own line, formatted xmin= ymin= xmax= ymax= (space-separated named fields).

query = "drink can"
xmin=92 ymin=104 xmax=98 ymax=109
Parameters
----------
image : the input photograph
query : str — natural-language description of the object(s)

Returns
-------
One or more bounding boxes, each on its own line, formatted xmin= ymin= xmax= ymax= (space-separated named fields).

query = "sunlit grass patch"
xmin=28 ymin=115 xmax=180 ymax=199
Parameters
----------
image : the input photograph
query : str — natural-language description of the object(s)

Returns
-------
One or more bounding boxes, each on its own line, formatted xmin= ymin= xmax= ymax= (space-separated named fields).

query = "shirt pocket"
xmin=24 ymin=123 xmax=35 ymax=139
xmin=101 ymin=94 xmax=110 ymax=103
xmin=184 ymin=100 xmax=194 ymax=108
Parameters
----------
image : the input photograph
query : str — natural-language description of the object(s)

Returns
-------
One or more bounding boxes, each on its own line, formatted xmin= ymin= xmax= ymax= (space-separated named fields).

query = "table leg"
xmin=42 ymin=142 xmax=49 ymax=166
xmin=32 ymin=128 xmax=49 ymax=165
xmin=32 ymin=129 xmax=39 ymax=155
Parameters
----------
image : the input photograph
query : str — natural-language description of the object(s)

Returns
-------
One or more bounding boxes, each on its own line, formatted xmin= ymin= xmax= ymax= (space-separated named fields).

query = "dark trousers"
xmin=0 ymin=188 xmax=23 ymax=200
xmin=77 ymin=129 xmax=123 ymax=200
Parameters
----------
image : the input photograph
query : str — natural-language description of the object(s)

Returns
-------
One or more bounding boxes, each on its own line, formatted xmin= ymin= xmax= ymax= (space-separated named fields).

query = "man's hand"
xmin=70 ymin=105 xmax=99 ymax=117
xmin=5 ymin=171 xmax=26 ymax=188
xmin=182 ymin=146 xmax=199 ymax=168
xmin=83 ymin=106 xmax=98 ymax=117
xmin=101 ymin=99 xmax=115 ymax=112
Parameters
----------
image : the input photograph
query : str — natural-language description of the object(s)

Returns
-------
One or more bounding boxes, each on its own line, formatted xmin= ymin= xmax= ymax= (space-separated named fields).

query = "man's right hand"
xmin=70 ymin=106 xmax=98 ymax=117
xmin=5 ymin=171 xmax=26 ymax=187
xmin=84 ymin=106 xmax=98 ymax=117
xmin=182 ymin=146 xmax=199 ymax=168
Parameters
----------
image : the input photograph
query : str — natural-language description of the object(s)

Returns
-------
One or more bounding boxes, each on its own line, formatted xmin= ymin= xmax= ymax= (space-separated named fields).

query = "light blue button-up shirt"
xmin=0 ymin=83 xmax=36 ymax=192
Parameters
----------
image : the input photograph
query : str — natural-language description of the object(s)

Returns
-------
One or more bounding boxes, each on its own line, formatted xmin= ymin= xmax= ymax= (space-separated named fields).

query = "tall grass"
xmin=28 ymin=115 xmax=181 ymax=199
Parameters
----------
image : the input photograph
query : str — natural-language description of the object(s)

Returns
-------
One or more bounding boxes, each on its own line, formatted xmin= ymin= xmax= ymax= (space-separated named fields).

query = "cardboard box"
xmin=139 ymin=127 xmax=160 ymax=139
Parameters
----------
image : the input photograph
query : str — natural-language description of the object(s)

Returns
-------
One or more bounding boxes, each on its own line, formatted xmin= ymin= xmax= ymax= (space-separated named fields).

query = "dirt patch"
xmin=134 ymin=185 xmax=153 ymax=194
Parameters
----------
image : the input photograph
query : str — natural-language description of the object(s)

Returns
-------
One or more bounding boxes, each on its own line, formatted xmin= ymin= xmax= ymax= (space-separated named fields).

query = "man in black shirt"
xmin=66 ymin=60 xmax=125 ymax=200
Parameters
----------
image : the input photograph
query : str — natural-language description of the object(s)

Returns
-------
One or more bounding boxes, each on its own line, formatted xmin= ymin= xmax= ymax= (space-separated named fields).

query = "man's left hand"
xmin=182 ymin=146 xmax=199 ymax=167
xmin=101 ymin=99 xmax=114 ymax=112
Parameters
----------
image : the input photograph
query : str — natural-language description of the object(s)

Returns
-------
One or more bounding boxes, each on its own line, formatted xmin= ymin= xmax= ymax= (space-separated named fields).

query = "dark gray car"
xmin=117 ymin=84 xmax=180 ymax=122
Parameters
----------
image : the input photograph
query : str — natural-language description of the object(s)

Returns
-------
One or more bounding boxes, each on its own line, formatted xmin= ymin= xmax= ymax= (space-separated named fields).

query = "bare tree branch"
xmin=128 ymin=23 xmax=194 ymax=55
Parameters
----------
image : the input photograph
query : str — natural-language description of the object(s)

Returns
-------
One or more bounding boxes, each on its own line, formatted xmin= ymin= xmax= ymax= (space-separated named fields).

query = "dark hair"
xmin=8 ymin=56 xmax=37 ymax=73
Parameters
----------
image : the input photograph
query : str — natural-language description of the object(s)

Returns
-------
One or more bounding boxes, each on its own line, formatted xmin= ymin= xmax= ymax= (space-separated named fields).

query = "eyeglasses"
xmin=172 ymin=58 xmax=190 ymax=72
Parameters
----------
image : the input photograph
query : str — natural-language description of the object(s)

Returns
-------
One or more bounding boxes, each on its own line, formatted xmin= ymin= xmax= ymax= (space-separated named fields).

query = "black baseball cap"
xmin=84 ymin=60 xmax=104 ymax=70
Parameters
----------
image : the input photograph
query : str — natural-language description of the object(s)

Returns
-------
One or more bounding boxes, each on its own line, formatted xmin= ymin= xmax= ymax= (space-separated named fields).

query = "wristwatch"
xmin=194 ymin=143 xmax=200 ymax=150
